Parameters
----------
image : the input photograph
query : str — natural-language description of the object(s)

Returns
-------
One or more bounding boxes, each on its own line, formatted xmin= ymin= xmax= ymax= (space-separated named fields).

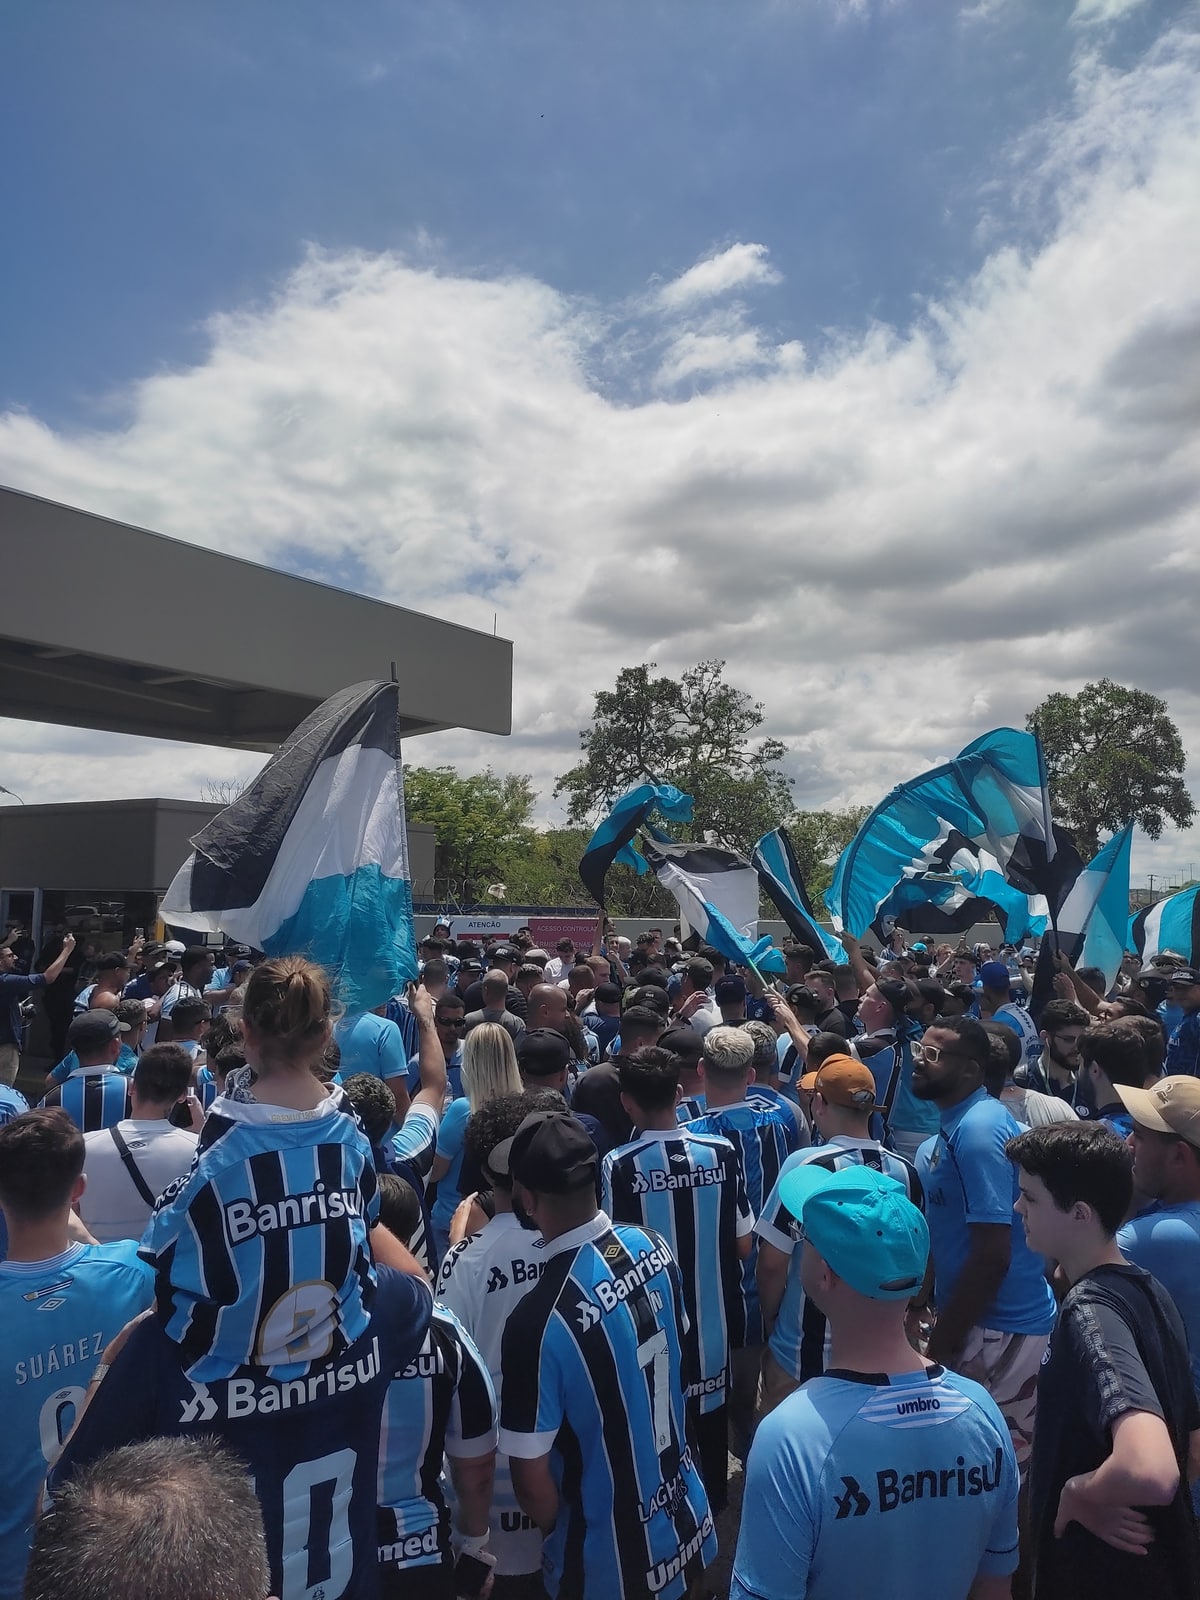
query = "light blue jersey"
xmin=48 ymin=1042 xmax=138 ymax=1085
xmin=1118 ymin=1200 xmax=1200 ymax=1401
xmin=916 ymin=1089 xmax=1055 ymax=1337
xmin=430 ymin=1096 xmax=470 ymax=1246
xmin=334 ymin=1011 xmax=411 ymax=1085
xmin=0 ymin=1241 xmax=153 ymax=1599
xmin=731 ymin=1366 xmax=1019 ymax=1600
xmin=40 ymin=1069 xmax=130 ymax=1134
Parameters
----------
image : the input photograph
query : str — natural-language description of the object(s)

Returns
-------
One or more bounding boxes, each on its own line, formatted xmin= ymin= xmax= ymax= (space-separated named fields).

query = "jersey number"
xmin=636 ymin=1330 xmax=672 ymax=1454
xmin=279 ymin=1448 xmax=356 ymax=1600
xmin=38 ymin=1386 xmax=86 ymax=1463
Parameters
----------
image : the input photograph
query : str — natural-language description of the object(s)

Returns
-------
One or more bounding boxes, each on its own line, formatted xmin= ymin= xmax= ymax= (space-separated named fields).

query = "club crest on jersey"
xmin=222 ymin=1180 xmax=361 ymax=1245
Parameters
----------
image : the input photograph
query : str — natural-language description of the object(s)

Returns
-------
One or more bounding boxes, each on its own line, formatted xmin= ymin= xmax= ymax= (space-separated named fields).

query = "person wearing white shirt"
xmin=80 ymin=1043 xmax=201 ymax=1244
xmin=542 ymin=937 xmax=576 ymax=984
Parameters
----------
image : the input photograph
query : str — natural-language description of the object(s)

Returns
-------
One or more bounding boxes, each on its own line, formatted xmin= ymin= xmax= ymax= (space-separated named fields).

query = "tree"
xmin=403 ymin=766 xmax=537 ymax=903
xmin=555 ymin=660 xmax=793 ymax=853
xmin=201 ymin=777 xmax=250 ymax=806
xmin=1027 ymin=679 xmax=1195 ymax=859
xmin=785 ymin=807 xmax=871 ymax=904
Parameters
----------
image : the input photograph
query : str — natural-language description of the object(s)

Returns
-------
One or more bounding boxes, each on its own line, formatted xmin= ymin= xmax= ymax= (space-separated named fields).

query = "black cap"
xmin=67 ymin=1010 xmax=130 ymax=1050
xmin=656 ymin=1025 xmax=705 ymax=1066
xmin=1166 ymin=969 xmax=1199 ymax=986
xmin=786 ymin=984 xmax=819 ymax=1011
xmin=490 ymin=944 xmax=521 ymax=962
xmin=225 ymin=943 xmax=252 ymax=959
xmin=458 ymin=958 xmax=483 ymax=974
xmin=594 ymin=981 xmax=622 ymax=1004
xmin=714 ymin=975 xmax=747 ymax=1003
xmin=516 ymin=1028 xmax=572 ymax=1078
xmin=491 ymin=1109 xmax=598 ymax=1193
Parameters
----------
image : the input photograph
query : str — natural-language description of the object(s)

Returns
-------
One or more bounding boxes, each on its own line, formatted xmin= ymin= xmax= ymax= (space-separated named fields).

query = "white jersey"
xmin=435 ymin=1210 xmax=547 ymax=1577
xmin=991 ymin=1001 xmax=1042 ymax=1071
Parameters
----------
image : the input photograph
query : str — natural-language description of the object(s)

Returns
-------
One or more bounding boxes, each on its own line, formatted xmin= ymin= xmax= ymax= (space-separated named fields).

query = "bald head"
xmin=528 ymin=983 xmax=569 ymax=1030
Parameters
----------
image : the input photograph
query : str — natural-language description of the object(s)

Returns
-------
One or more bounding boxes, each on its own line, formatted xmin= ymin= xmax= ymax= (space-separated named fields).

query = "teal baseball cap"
xmin=776 ymin=1163 xmax=928 ymax=1301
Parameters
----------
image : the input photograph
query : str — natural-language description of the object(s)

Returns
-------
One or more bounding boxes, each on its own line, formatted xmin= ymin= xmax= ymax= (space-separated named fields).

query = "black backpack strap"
xmin=108 ymin=1124 xmax=158 ymax=1208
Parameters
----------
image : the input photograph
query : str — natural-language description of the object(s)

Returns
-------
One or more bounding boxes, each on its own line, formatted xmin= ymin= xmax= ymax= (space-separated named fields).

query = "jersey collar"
xmin=538 ymin=1209 xmax=613 ymax=1262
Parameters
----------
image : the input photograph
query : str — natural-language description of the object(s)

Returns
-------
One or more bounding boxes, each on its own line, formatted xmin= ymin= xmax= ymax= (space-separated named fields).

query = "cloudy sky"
xmin=2 ymin=0 xmax=1198 ymax=887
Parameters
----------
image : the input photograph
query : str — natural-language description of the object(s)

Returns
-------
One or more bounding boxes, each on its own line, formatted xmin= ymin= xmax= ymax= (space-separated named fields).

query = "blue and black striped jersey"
xmin=142 ymin=1091 xmax=380 ymax=1382
xmin=683 ymin=1098 xmax=801 ymax=1345
xmin=40 ymin=1069 xmax=129 ymax=1133
xmin=602 ymin=1128 xmax=752 ymax=1412
xmin=50 ymin=1265 xmax=433 ymax=1600
xmin=377 ymin=1305 xmax=497 ymax=1576
xmin=499 ymin=1213 xmax=715 ymax=1600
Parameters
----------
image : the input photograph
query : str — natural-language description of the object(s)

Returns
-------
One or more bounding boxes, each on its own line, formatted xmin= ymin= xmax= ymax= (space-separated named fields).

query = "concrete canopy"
xmin=0 ymin=485 xmax=512 ymax=751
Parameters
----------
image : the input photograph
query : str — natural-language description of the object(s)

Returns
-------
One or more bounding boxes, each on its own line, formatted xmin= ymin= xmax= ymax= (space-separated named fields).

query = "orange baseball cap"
xmin=798 ymin=1054 xmax=884 ymax=1113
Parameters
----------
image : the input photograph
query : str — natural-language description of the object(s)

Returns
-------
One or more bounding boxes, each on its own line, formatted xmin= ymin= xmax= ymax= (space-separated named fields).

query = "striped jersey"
xmin=47 ymin=1044 xmax=139 ymax=1086
xmin=602 ymin=1127 xmax=752 ymax=1412
xmin=40 ymin=1069 xmax=129 ymax=1134
xmin=683 ymin=1099 xmax=801 ymax=1345
xmin=377 ymin=1305 xmax=497 ymax=1577
xmin=499 ymin=1212 xmax=716 ymax=1600
xmin=50 ymin=1265 xmax=432 ymax=1600
xmin=142 ymin=1090 xmax=380 ymax=1382
xmin=755 ymin=1138 xmax=924 ymax=1381
xmin=0 ymin=1241 xmax=154 ymax=1600
xmin=436 ymin=1212 xmax=549 ymax=1578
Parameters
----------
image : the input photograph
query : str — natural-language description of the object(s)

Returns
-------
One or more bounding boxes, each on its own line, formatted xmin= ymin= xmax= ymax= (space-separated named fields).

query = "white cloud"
xmin=654 ymin=242 xmax=782 ymax=312
xmin=1071 ymin=0 xmax=1150 ymax=27
xmin=1 ymin=25 xmax=1198 ymax=887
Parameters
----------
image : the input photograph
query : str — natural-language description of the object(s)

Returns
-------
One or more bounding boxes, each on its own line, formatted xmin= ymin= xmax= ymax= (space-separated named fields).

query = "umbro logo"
xmin=669 ymin=1151 xmax=689 ymax=1164
xmin=834 ymin=1476 xmax=870 ymax=1519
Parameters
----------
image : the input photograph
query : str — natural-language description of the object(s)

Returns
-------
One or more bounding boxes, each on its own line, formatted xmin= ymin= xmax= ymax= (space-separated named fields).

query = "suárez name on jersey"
xmin=630 ymin=1163 xmax=726 ymax=1195
xmin=592 ymin=1242 xmax=673 ymax=1314
xmin=179 ymin=1335 xmax=381 ymax=1421
xmin=223 ymin=1180 xmax=361 ymax=1244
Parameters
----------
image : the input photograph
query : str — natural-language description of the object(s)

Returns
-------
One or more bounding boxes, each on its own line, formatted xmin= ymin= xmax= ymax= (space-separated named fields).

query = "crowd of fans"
xmin=0 ymin=913 xmax=1199 ymax=1599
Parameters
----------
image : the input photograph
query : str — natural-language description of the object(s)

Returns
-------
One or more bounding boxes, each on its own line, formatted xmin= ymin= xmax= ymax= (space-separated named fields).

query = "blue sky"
xmin=1 ymin=0 xmax=1198 ymax=885
xmin=3 ymin=0 xmax=1161 ymax=418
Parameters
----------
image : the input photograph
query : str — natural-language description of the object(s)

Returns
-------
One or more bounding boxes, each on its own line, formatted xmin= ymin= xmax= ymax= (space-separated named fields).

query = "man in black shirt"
xmin=1008 ymin=1121 xmax=1200 ymax=1599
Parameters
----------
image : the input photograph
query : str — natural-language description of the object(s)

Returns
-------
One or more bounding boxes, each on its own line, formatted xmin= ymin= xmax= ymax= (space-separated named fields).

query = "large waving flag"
xmin=161 ymin=680 xmax=416 ymax=1011
xmin=578 ymin=783 xmax=694 ymax=907
xmin=1129 ymin=882 xmax=1200 ymax=965
xmin=826 ymin=728 xmax=1059 ymax=939
xmin=1029 ymin=825 xmax=1132 ymax=1016
xmin=752 ymin=827 xmax=847 ymax=965
xmin=641 ymin=837 xmax=760 ymax=951
xmin=695 ymin=898 xmax=786 ymax=976
xmin=869 ymin=848 xmax=1048 ymax=945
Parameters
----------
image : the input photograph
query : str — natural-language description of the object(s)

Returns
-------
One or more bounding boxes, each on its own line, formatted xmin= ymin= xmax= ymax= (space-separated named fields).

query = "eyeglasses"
xmin=912 ymin=1041 xmax=961 ymax=1064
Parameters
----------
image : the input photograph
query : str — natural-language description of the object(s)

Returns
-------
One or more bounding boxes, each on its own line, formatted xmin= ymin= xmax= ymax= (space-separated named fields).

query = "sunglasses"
xmin=912 ymin=1041 xmax=961 ymax=1065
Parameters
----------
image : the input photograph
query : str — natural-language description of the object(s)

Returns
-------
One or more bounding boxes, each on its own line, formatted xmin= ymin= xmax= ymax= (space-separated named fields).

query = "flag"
xmin=641 ymin=838 xmax=760 ymax=952
xmin=752 ymin=827 xmax=847 ymax=965
xmin=577 ymin=783 xmax=694 ymax=907
xmin=826 ymin=728 xmax=1058 ymax=939
xmin=161 ymin=680 xmax=415 ymax=1012
xmin=695 ymin=898 xmax=786 ymax=976
xmin=869 ymin=848 xmax=1048 ymax=945
xmin=1129 ymin=882 xmax=1200 ymax=965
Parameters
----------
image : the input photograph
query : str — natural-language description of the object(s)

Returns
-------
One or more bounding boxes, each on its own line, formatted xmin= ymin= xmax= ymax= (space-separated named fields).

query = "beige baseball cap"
xmin=1116 ymin=1076 xmax=1200 ymax=1150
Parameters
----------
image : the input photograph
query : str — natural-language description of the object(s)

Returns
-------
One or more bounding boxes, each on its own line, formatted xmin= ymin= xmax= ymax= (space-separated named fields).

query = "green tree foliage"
xmin=785 ymin=807 xmax=872 ymax=905
xmin=555 ymin=660 xmax=793 ymax=853
xmin=403 ymin=766 xmax=537 ymax=902
xmin=1027 ymin=679 xmax=1195 ymax=859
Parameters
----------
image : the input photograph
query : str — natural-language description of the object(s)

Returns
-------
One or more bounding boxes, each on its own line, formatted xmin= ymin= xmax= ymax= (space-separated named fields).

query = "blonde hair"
xmin=460 ymin=1023 xmax=522 ymax=1112
xmin=241 ymin=956 xmax=334 ymax=1065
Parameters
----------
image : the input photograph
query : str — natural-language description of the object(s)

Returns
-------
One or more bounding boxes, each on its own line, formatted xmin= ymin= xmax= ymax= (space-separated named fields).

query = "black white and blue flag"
xmin=578 ymin=783 xmax=694 ymax=907
xmin=752 ymin=827 xmax=847 ymax=965
xmin=161 ymin=679 xmax=416 ymax=1011
xmin=1129 ymin=881 xmax=1200 ymax=966
xmin=641 ymin=837 xmax=760 ymax=952
xmin=826 ymin=728 xmax=1058 ymax=939
xmin=869 ymin=847 xmax=1047 ymax=945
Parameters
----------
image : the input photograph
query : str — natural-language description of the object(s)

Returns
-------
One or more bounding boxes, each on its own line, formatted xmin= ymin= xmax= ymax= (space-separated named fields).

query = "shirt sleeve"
xmin=436 ymin=1098 xmax=468 ymax=1161
xmin=445 ymin=1328 xmax=499 ymax=1459
xmin=1068 ymin=1294 xmax=1166 ymax=1434
xmin=599 ymin=1152 xmax=615 ymax=1217
xmin=498 ymin=1304 xmax=563 ymax=1459
xmin=377 ymin=1019 xmax=411 ymax=1081
xmin=392 ymin=1104 xmax=439 ymax=1178
xmin=754 ymin=1170 xmax=798 ymax=1254
xmin=951 ymin=1108 xmax=1019 ymax=1226
xmin=729 ymin=1403 xmax=816 ymax=1600
xmin=1164 ymin=1014 xmax=1200 ymax=1077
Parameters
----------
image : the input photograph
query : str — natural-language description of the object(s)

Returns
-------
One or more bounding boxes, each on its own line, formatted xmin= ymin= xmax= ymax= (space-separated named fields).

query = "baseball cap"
xmin=910 ymin=942 xmax=927 ymax=954
xmin=656 ymin=1025 xmax=705 ymax=1067
xmin=1164 ymin=968 xmax=1199 ymax=988
xmin=776 ymin=1163 xmax=928 ymax=1300
xmin=67 ymin=1009 xmax=130 ymax=1050
xmin=490 ymin=1109 xmax=597 ymax=1193
xmin=798 ymin=1054 xmax=884 ymax=1112
xmin=490 ymin=944 xmax=520 ymax=962
xmin=594 ymin=981 xmax=622 ymax=1005
xmin=786 ymin=984 xmax=819 ymax=1011
xmin=163 ymin=940 xmax=187 ymax=956
xmin=979 ymin=961 xmax=1012 ymax=991
xmin=714 ymin=975 xmax=747 ymax=1004
xmin=516 ymin=1028 xmax=572 ymax=1078
xmin=1117 ymin=1077 xmax=1200 ymax=1149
